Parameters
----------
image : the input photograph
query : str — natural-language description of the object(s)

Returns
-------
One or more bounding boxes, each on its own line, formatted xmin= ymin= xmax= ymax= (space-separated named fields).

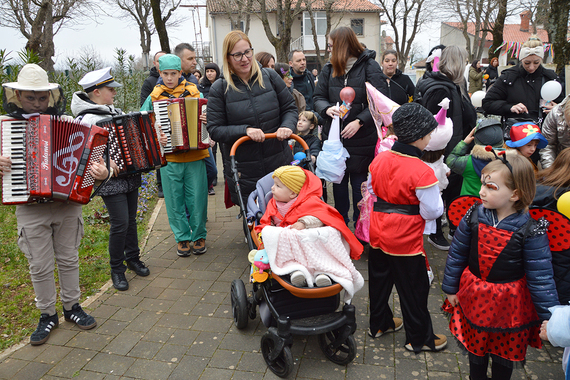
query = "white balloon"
xmin=541 ymin=80 xmax=562 ymax=101
xmin=471 ymin=91 xmax=486 ymax=108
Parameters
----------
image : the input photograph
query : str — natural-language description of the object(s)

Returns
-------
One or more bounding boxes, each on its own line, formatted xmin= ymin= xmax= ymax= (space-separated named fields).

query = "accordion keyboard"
xmin=1 ymin=120 xmax=29 ymax=203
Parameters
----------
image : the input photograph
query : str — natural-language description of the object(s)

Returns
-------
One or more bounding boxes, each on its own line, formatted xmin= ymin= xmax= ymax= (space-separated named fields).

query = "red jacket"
xmin=255 ymin=169 xmax=363 ymax=260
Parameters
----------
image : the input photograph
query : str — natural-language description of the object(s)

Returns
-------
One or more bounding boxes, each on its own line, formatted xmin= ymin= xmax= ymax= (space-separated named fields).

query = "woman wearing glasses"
xmin=313 ymin=26 xmax=387 ymax=226
xmin=207 ymin=31 xmax=298 ymax=206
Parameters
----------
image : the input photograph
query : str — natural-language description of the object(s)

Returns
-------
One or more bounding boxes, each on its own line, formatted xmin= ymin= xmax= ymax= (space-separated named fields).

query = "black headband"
xmin=485 ymin=146 xmax=513 ymax=173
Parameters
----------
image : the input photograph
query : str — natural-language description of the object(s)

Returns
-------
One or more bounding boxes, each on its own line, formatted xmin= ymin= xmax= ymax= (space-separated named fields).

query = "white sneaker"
xmin=315 ymin=274 xmax=332 ymax=287
xmin=290 ymin=271 xmax=307 ymax=287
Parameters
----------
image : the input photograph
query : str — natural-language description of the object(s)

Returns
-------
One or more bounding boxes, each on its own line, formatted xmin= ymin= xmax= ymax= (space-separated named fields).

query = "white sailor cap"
xmin=78 ymin=67 xmax=122 ymax=93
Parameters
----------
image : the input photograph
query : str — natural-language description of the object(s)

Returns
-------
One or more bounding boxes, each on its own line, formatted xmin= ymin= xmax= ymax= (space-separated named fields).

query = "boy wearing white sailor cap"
xmin=71 ymin=67 xmax=164 ymax=292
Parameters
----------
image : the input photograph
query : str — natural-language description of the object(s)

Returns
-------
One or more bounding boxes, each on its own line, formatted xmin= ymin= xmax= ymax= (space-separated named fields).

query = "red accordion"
xmin=96 ymin=111 xmax=166 ymax=177
xmin=153 ymin=97 xmax=209 ymax=153
xmin=1 ymin=115 xmax=109 ymax=205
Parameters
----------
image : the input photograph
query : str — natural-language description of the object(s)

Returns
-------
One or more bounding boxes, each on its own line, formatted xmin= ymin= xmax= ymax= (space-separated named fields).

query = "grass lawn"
xmin=0 ymin=173 xmax=158 ymax=351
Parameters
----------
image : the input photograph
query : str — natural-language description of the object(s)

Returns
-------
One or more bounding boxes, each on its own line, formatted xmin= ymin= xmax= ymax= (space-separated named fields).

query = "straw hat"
xmin=2 ymin=64 xmax=59 ymax=92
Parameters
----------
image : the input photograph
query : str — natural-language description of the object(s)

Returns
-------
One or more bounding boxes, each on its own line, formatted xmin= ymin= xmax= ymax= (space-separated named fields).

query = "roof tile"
xmin=443 ymin=22 xmax=549 ymax=43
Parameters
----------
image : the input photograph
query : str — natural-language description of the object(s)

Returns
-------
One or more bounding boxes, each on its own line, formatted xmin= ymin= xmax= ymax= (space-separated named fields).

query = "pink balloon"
xmin=340 ymin=87 xmax=356 ymax=104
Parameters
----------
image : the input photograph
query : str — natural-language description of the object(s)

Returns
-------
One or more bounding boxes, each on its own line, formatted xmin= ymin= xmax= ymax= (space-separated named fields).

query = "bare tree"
xmin=441 ymin=0 xmax=501 ymax=61
xmin=108 ymin=0 xmax=181 ymax=67
xmin=305 ymin=0 xmax=343 ymax=69
xmin=150 ymin=0 xmax=178 ymax=52
xmin=548 ymin=0 xmax=570 ymax=73
xmin=376 ymin=0 xmax=432 ymax=71
xmin=216 ymin=0 xmax=254 ymax=34
xmin=0 ymin=0 xmax=96 ymax=71
xmin=519 ymin=0 xmax=550 ymax=34
xmin=488 ymin=0 xmax=507 ymax=60
xmin=257 ymin=0 xmax=305 ymax=62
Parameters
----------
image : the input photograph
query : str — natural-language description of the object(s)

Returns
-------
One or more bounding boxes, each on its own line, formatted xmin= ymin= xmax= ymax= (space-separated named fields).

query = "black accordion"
xmin=96 ymin=111 xmax=166 ymax=177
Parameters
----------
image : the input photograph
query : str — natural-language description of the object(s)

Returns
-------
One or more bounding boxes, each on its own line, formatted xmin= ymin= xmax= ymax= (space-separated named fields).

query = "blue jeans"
xmin=332 ymin=171 xmax=367 ymax=225
xmin=205 ymin=147 xmax=217 ymax=188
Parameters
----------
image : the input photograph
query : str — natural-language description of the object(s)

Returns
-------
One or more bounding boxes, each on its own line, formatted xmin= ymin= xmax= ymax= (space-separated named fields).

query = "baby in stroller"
xmin=254 ymin=165 xmax=364 ymax=300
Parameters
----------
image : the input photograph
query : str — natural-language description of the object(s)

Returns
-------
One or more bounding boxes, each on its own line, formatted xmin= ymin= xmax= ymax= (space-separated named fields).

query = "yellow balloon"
xmin=557 ymin=191 xmax=570 ymax=219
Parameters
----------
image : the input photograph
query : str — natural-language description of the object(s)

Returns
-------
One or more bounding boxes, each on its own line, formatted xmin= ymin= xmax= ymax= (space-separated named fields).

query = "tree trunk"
xmin=549 ymin=0 xmax=570 ymax=74
xmin=151 ymin=0 xmax=170 ymax=52
xmin=488 ymin=0 xmax=507 ymax=61
xmin=39 ymin=2 xmax=55 ymax=71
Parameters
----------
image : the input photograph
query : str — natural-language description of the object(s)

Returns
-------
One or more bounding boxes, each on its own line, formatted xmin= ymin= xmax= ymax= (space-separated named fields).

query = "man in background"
xmin=140 ymin=51 xmax=167 ymax=106
xmin=174 ymin=43 xmax=199 ymax=85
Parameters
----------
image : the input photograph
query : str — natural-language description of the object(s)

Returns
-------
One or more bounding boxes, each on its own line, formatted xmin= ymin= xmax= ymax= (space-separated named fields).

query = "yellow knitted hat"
xmin=272 ymin=166 xmax=306 ymax=194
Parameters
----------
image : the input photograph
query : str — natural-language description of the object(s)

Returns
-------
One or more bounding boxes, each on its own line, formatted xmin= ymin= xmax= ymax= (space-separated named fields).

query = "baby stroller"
xmin=229 ymin=133 xmax=358 ymax=378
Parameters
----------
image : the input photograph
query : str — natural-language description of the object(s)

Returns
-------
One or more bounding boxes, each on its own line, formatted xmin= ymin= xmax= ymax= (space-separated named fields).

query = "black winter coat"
xmin=207 ymin=66 xmax=298 ymax=205
xmin=140 ymin=67 xmax=159 ymax=106
xmin=313 ymin=49 xmax=387 ymax=174
xmin=442 ymin=205 xmax=559 ymax=320
xmin=415 ymin=71 xmax=477 ymax=157
xmin=482 ymin=64 xmax=562 ymax=123
xmin=292 ymin=133 xmax=321 ymax=159
xmin=292 ymin=69 xmax=316 ymax=111
xmin=382 ymin=69 xmax=415 ymax=105
xmin=198 ymin=79 xmax=214 ymax=99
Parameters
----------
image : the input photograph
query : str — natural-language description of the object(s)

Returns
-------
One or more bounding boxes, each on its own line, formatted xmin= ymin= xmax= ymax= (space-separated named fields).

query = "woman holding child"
xmin=207 ymin=31 xmax=298 ymax=206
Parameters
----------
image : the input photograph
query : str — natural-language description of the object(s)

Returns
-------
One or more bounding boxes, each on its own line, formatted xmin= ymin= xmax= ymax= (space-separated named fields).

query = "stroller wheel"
xmin=261 ymin=331 xmax=293 ymax=378
xmin=318 ymin=330 xmax=357 ymax=365
xmin=231 ymin=279 xmax=248 ymax=329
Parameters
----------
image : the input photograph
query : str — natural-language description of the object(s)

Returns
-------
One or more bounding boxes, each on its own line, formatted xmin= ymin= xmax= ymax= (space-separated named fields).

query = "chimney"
xmin=520 ymin=11 xmax=531 ymax=32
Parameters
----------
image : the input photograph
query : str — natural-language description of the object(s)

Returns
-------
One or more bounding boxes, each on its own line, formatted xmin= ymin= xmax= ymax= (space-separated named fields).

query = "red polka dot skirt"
xmin=443 ymin=267 xmax=542 ymax=362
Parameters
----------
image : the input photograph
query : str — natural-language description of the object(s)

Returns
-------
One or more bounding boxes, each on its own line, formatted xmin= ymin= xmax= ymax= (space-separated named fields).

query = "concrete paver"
xmin=0 ymin=172 xmax=566 ymax=379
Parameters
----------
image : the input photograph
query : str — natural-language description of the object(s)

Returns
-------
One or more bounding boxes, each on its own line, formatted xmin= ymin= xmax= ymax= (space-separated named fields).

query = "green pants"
xmin=160 ymin=160 xmax=207 ymax=243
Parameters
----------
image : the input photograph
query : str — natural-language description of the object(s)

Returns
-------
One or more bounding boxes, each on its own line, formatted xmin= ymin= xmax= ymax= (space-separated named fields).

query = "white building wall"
xmin=208 ymin=11 xmax=383 ymax=65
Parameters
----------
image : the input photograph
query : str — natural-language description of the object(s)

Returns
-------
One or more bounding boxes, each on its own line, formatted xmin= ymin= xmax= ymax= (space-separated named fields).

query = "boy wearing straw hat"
xmin=0 ymin=64 xmax=108 ymax=345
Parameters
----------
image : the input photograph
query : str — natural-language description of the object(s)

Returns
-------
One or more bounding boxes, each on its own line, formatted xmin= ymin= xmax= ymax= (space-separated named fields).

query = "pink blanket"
xmin=261 ymin=226 xmax=364 ymax=302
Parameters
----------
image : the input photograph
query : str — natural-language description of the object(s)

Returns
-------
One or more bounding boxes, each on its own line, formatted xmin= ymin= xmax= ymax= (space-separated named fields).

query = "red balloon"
xmin=340 ymin=87 xmax=355 ymax=104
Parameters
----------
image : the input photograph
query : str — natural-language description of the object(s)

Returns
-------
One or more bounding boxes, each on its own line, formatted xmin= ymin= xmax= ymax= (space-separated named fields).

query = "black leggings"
xmin=470 ymin=355 xmax=513 ymax=380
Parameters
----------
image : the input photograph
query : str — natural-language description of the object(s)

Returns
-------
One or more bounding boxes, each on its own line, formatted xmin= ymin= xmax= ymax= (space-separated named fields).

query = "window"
xmin=351 ymin=19 xmax=364 ymax=36
xmin=303 ymin=12 xmax=327 ymax=37
xmin=232 ymin=20 xmax=245 ymax=32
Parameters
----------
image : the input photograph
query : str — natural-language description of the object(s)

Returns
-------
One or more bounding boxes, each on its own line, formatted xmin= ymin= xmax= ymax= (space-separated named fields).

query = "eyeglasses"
xmin=228 ymin=48 xmax=254 ymax=62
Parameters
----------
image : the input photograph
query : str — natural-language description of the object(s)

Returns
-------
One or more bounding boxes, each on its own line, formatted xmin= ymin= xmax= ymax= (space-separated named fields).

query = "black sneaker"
xmin=428 ymin=234 xmax=450 ymax=251
xmin=111 ymin=271 xmax=129 ymax=291
xmin=30 ymin=313 xmax=59 ymax=346
xmin=126 ymin=259 xmax=150 ymax=277
xmin=208 ymin=186 xmax=215 ymax=196
xmin=63 ymin=303 xmax=97 ymax=330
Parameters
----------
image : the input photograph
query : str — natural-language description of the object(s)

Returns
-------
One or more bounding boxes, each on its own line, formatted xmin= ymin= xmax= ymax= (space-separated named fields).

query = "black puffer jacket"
xmin=382 ymin=69 xmax=415 ymax=105
xmin=442 ymin=205 xmax=559 ymax=320
xmin=415 ymin=71 xmax=477 ymax=157
xmin=313 ymin=49 xmax=387 ymax=174
xmin=207 ymin=66 xmax=298 ymax=204
xmin=140 ymin=67 xmax=159 ymax=106
xmin=482 ymin=64 xmax=562 ymax=123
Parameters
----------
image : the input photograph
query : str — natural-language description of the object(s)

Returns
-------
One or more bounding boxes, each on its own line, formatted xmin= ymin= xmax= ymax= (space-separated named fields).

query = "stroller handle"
xmin=229 ymin=133 xmax=310 ymax=157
